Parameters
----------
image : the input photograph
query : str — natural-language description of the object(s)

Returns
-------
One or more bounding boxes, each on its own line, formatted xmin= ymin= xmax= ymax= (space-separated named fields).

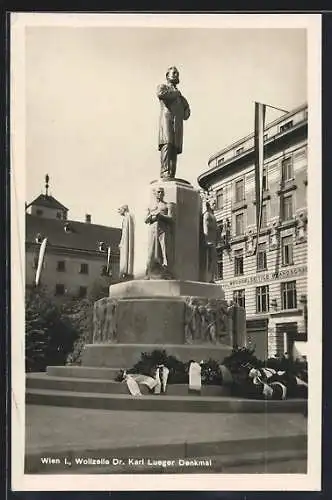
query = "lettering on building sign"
xmin=223 ymin=265 xmax=307 ymax=288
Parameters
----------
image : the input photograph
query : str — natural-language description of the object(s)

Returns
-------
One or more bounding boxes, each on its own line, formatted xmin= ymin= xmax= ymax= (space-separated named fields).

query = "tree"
xmin=25 ymin=287 xmax=78 ymax=372
xmin=63 ymin=298 xmax=94 ymax=365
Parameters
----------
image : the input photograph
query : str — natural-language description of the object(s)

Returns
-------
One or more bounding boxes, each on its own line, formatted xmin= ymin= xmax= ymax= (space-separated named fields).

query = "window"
xmin=234 ymin=249 xmax=244 ymax=276
xmin=257 ymin=243 xmax=267 ymax=271
xmin=235 ymin=212 xmax=244 ymax=236
xmin=263 ymin=133 xmax=268 ymax=142
xmin=80 ymin=263 xmax=89 ymax=274
xmin=78 ymin=286 xmax=87 ymax=298
xmin=233 ymin=289 xmax=245 ymax=308
xmin=281 ymin=195 xmax=293 ymax=221
xmin=281 ymin=281 xmax=297 ymax=309
xmin=281 ymin=157 xmax=293 ymax=181
xmin=57 ymin=261 xmax=66 ymax=272
xmin=235 ymin=179 xmax=245 ymax=202
xmin=261 ymin=204 xmax=267 ymax=228
xmin=36 ymin=209 xmax=43 ymax=216
xmin=235 ymin=147 xmax=244 ymax=156
xmin=282 ymin=235 xmax=293 ymax=266
xmin=262 ymin=167 xmax=268 ymax=191
xmin=216 ymin=247 xmax=223 ymax=279
xmin=55 ymin=284 xmax=65 ymax=296
xmin=56 ymin=211 xmax=62 ymax=219
xmin=280 ymin=120 xmax=293 ymax=133
xmin=217 ymin=157 xmax=224 ymax=166
xmin=215 ymin=188 xmax=223 ymax=210
xmin=256 ymin=285 xmax=269 ymax=313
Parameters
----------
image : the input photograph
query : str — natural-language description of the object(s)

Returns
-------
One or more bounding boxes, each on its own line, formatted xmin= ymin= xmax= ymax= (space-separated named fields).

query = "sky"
xmin=25 ymin=23 xmax=307 ymax=274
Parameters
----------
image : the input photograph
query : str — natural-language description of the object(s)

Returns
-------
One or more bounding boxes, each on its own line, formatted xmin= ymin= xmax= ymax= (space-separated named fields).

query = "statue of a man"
xmin=157 ymin=66 xmax=191 ymax=179
xmin=117 ymin=205 xmax=135 ymax=280
xmin=202 ymin=201 xmax=218 ymax=283
xmin=145 ymin=186 xmax=174 ymax=279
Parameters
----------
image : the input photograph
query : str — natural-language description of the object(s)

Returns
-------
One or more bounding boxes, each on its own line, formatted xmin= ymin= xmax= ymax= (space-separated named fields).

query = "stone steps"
xmin=26 ymin=373 xmax=230 ymax=397
xmin=46 ymin=366 xmax=120 ymax=379
xmin=26 ymin=386 xmax=307 ymax=413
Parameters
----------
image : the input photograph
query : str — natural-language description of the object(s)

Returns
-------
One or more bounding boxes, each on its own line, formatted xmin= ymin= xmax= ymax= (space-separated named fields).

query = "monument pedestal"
xmin=81 ymin=177 xmax=245 ymax=371
xmin=81 ymin=279 xmax=243 ymax=370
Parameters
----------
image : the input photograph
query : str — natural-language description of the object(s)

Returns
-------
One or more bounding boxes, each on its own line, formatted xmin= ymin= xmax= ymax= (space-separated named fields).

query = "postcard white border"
xmin=10 ymin=12 xmax=322 ymax=492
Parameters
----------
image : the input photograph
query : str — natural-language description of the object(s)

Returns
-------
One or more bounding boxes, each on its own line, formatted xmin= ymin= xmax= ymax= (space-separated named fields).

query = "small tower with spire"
xmin=26 ymin=174 xmax=69 ymax=219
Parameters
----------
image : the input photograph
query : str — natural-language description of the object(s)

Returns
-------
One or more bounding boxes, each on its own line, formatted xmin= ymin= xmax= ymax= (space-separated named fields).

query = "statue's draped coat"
xmin=157 ymin=84 xmax=190 ymax=154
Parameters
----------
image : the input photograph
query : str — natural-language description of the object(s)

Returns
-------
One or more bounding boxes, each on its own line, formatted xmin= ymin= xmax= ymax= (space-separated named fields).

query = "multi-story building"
xmin=26 ymin=176 xmax=121 ymax=300
xmin=198 ymin=103 xmax=308 ymax=360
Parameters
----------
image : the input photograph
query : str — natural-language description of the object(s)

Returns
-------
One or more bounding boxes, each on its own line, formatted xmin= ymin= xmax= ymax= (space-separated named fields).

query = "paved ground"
xmin=26 ymin=405 xmax=307 ymax=455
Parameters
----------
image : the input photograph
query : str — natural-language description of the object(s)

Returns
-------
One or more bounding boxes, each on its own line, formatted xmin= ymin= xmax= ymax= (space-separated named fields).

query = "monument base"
xmin=109 ymin=279 xmax=225 ymax=299
xmin=81 ymin=343 xmax=233 ymax=369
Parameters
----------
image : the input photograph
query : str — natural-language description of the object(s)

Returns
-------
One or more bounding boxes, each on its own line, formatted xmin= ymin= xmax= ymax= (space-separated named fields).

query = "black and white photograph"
xmin=10 ymin=13 xmax=321 ymax=491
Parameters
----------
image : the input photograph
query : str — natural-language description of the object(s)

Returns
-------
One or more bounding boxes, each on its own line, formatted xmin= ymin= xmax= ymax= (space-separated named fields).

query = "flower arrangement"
xmin=115 ymin=347 xmax=308 ymax=400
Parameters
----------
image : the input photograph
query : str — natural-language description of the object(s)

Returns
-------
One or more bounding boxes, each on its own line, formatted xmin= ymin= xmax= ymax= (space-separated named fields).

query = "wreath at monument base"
xmin=115 ymin=347 xmax=308 ymax=401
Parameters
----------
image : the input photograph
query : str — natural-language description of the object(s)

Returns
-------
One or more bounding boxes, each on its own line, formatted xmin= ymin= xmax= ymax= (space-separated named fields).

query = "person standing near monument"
xmin=202 ymin=201 xmax=218 ymax=283
xmin=117 ymin=204 xmax=135 ymax=280
xmin=157 ymin=66 xmax=191 ymax=179
xmin=145 ymin=186 xmax=174 ymax=279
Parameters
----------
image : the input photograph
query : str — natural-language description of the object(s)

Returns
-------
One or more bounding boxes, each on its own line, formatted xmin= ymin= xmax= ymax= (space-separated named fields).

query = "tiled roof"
xmin=29 ymin=194 xmax=69 ymax=211
xmin=26 ymin=214 xmax=121 ymax=253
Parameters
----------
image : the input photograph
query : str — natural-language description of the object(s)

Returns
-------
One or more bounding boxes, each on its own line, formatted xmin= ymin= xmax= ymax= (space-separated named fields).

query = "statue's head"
xmin=166 ymin=66 xmax=180 ymax=85
xmin=153 ymin=186 xmax=165 ymax=202
xmin=117 ymin=204 xmax=129 ymax=216
xmin=204 ymin=201 xmax=214 ymax=214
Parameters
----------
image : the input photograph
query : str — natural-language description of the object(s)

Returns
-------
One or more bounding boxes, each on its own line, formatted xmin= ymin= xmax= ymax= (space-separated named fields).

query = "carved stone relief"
xmin=93 ymin=298 xmax=118 ymax=343
xmin=295 ymin=210 xmax=308 ymax=243
xmin=184 ymin=297 xmax=230 ymax=345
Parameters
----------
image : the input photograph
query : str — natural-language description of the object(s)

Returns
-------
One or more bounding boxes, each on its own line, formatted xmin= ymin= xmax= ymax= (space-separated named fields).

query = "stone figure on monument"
xmin=184 ymin=297 xmax=200 ymax=344
xmin=145 ymin=186 xmax=174 ymax=279
xmin=205 ymin=306 xmax=217 ymax=343
xmin=202 ymin=201 xmax=218 ymax=283
xmin=117 ymin=205 xmax=135 ymax=280
xmin=157 ymin=66 xmax=191 ymax=179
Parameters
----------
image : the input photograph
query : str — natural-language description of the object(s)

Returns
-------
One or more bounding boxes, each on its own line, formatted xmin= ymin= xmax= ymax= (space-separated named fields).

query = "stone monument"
xmin=202 ymin=201 xmax=218 ymax=283
xmin=82 ymin=67 xmax=246 ymax=370
xmin=118 ymin=204 xmax=135 ymax=280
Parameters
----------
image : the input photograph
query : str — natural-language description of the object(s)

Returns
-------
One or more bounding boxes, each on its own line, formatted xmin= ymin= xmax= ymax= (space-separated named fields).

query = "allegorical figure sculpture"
xmin=202 ymin=201 xmax=218 ymax=283
xmin=157 ymin=66 xmax=191 ymax=179
xmin=184 ymin=297 xmax=200 ymax=344
xmin=145 ymin=186 xmax=174 ymax=279
xmin=118 ymin=205 xmax=135 ymax=280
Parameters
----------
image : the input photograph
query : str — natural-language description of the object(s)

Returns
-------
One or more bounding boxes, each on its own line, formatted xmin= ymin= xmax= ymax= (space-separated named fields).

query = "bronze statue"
xmin=157 ymin=66 xmax=191 ymax=179
xmin=145 ymin=186 xmax=174 ymax=279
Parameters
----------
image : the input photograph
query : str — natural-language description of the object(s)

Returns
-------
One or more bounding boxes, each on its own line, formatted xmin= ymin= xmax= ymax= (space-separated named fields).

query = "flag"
xmin=253 ymin=102 xmax=266 ymax=255
xmin=106 ymin=246 xmax=112 ymax=276
xmin=35 ymin=238 xmax=47 ymax=286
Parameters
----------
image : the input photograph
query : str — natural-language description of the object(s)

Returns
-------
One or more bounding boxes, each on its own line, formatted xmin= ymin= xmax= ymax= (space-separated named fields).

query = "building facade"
xmin=26 ymin=178 xmax=121 ymax=300
xmin=198 ymin=104 xmax=308 ymax=359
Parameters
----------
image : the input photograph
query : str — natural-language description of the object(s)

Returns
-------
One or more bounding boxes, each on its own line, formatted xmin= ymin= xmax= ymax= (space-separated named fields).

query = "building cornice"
xmin=198 ymin=121 xmax=307 ymax=190
xmin=26 ymin=241 xmax=119 ymax=259
xmin=207 ymin=103 xmax=307 ymax=165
